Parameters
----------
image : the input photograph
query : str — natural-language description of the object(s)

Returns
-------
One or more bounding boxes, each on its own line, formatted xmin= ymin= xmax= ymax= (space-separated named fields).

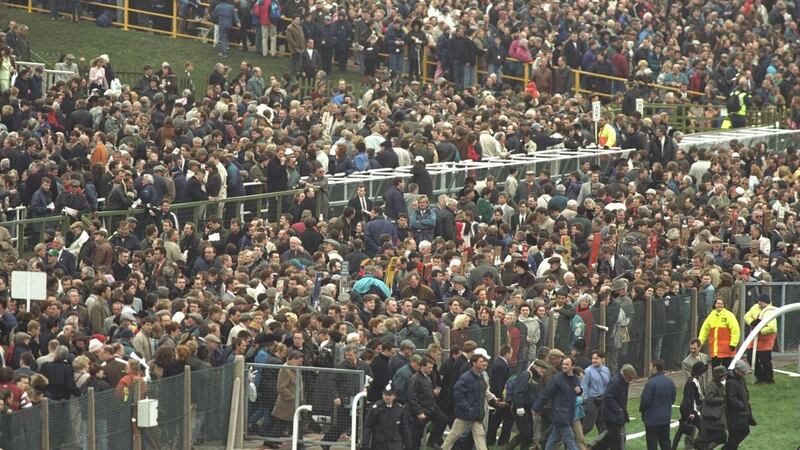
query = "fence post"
xmin=133 ymin=379 xmax=142 ymax=450
xmin=88 ymin=387 xmax=97 ymax=450
xmin=523 ymin=62 xmax=530 ymax=86
xmin=234 ymin=355 xmax=246 ymax=449
xmin=599 ymin=302 xmax=607 ymax=353
xmin=27 ymin=0 xmax=32 ymax=13
xmin=547 ymin=314 xmax=556 ymax=350
xmin=123 ymin=0 xmax=129 ymax=30
xmin=574 ymin=71 xmax=580 ymax=95
xmin=493 ymin=319 xmax=501 ymax=357
xmin=644 ymin=297 xmax=652 ymax=374
xmin=781 ymin=284 xmax=786 ymax=352
xmin=41 ymin=399 xmax=49 ymax=450
xmin=226 ymin=377 xmax=242 ymax=450
xmin=443 ymin=325 xmax=451 ymax=350
xmin=690 ymin=288 xmax=698 ymax=339
xmin=183 ymin=366 xmax=192 ymax=450
xmin=421 ymin=47 xmax=429 ymax=84
xmin=171 ymin=0 xmax=178 ymax=38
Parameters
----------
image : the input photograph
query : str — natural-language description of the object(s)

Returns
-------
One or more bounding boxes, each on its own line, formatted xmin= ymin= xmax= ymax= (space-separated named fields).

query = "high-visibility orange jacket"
xmin=699 ymin=308 xmax=740 ymax=358
xmin=744 ymin=304 xmax=778 ymax=351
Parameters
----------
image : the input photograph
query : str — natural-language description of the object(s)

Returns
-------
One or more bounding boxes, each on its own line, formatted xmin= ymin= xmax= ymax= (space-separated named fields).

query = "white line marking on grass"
xmin=774 ymin=369 xmax=800 ymax=377
xmin=626 ymin=421 xmax=679 ymax=440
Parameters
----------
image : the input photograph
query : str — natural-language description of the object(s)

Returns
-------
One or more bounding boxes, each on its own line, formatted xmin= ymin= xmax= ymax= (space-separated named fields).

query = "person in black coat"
xmin=185 ymin=170 xmax=210 ymax=202
xmin=408 ymin=357 xmax=447 ymax=450
xmin=375 ymin=140 xmax=399 ymax=169
xmin=410 ymin=158 xmax=433 ymax=198
xmin=363 ymin=207 xmax=397 ymax=256
xmin=725 ymin=361 xmax=755 ymax=450
xmin=39 ymin=346 xmax=81 ymax=401
xmin=346 ymin=184 xmax=373 ymax=224
xmin=332 ymin=11 xmax=353 ymax=72
xmin=592 ymin=364 xmax=636 ymax=450
xmin=487 ymin=345 xmax=513 ymax=446
xmin=363 ymin=386 xmax=412 ymax=450
xmin=648 ymin=126 xmax=675 ymax=166
xmin=300 ymin=38 xmax=322 ymax=81
xmin=507 ymin=361 xmax=546 ymax=450
xmin=673 ymin=361 xmax=706 ymax=450
xmin=368 ymin=344 xmax=394 ymax=402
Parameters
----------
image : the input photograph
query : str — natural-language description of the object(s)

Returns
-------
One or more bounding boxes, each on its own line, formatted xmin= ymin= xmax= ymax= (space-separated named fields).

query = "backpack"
xmin=571 ymin=314 xmax=585 ymax=342
xmin=269 ymin=0 xmax=282 ymax=22
xmin=726 ymin=92 xmax=741 ymax=113
xmin=503 ymin=373 xmax=519 ymax=402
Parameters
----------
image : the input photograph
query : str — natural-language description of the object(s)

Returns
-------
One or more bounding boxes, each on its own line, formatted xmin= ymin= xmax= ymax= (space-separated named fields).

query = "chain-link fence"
xmin=0 ymin=359 xmax=242 ymax=449
xmin=655 ymin=293 xmax=693 ymax=370
xmin=247 ymin=364 xmax=366 ymax=447
xmin=0 ymin=402 xmax=41 ymax=450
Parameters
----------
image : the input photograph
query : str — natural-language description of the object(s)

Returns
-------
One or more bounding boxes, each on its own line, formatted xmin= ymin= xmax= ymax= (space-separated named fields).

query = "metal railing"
xmin=676 ymin=125 xmax=800 ymax=152
xmin=246 ymin=363 xmax=366 ymax=447
xmin=13 ymin=60 xmax=74 ymax=91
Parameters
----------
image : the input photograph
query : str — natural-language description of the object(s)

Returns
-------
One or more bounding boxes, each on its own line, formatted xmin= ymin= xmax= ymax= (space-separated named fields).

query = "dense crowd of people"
xmin=0 ymin=0 xmax=795 ymax=449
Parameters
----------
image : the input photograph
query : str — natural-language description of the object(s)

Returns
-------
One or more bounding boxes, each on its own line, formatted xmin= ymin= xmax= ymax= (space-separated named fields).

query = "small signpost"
xmin=11 ymin=271 xmax=47 ymax=311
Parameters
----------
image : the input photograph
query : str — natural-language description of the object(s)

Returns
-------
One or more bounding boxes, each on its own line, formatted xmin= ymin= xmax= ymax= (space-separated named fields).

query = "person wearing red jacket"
xmin=252 ymin=0 xmax=277 ymax=57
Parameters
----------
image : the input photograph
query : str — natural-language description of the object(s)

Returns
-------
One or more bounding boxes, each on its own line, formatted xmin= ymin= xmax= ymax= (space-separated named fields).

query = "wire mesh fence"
xmin=93 ymin=386 xmax=134 ymax=450
xmin=655 ymin=293 xmax=693 ymax=370
xmin=48 ymin=394 xmax=88 ymax=450
xmin=743 ymin=282 xmax=800 ymax=354
xmin=192 ymin=362 xmax=235 ymax=445
xmin=142 ymin=370 xmax=185 ymax=450
xmin=247 ymin=364 xmax=366 ymax=447
xmin=0 ymin=402 xmax=41 ymax=450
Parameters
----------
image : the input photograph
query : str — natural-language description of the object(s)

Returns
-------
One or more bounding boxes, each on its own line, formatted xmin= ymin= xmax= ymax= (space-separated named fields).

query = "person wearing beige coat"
xmin=265 ymin=351 xmax=305 ymax=442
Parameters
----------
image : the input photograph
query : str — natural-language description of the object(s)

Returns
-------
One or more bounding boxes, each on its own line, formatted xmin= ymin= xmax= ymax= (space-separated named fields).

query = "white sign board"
xmin=592 ymin=101 xmax=602 ymax=122
xmin=11 ymin=271 xmax=47 ymax=311
xmin=635 ymin=98 xmax=644 ymax=115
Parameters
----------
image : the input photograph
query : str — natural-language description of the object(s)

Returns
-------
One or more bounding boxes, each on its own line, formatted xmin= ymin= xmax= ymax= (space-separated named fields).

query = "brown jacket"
xmin=286 ymin=22 xmax=306 ymax=55
xmin=92 ymin=241 xmax=113 ymax=267
xmin=272 ymin=365 xmax=302 ymax=421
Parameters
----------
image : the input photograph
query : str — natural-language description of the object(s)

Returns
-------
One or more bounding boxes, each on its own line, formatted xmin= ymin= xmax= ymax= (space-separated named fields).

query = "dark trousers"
xmin=710 ymin=357 xmax=732 ymax=369
xmin=592 ymin=422 xmax=623 ymax=450
xmin=335 ymin=47 xmax=349 ymax=72
xmin=581 ymin=397 xmax=605 ymax=435
xmin=646 ymin=424 xmax=671 ymax=450
xmin=751 ymin=349 xmax=773 ymax=382
xmin=505 ymin=410 xmax=533 ymax=450
xmin=410 ymin=406 xmax=447 ymax=450
xmin=693 ymin=428 xmax=726 ymax=450
xmin=322 ymin=405 xmax=349 ymax=444
xmin=320 ymin=47 xmax=334 ymax=74
xmin=486 ymin=406 xmax=512 ymax=446
xmin=723 ymin=425 xmax=749 ymax=450
xmin=730 ymin=114 xmax=746 ymax=128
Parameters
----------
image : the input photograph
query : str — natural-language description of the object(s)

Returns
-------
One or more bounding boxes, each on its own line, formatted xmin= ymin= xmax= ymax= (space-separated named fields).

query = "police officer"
xmin=362 ymin=384 xmax=411 ymax=450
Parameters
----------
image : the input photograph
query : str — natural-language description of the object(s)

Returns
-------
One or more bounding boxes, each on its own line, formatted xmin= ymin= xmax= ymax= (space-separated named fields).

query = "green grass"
xmin=0 ymin=5 xmax=362 ymax=85
xmin=601 ymin=372 xmax=800 ymax=449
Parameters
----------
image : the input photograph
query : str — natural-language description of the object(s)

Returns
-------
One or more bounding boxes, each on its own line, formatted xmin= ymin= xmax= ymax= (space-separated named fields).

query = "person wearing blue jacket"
xmin=363 ymin=206 xmax=397 ymax=255
xmin=592 ymin=364 xmax=636 ymax=450
xmin=441 ymin=352 xmax=500 ymax=450
xmin=640 ymin=359 xmax=677 ymax=450
xmin=639 ymin=359 xmax=677 ymax=450
xmin=211 ymin=0 xmax=240 ymax=57
xmin=532 ymin=356 xmax=582 ymax=450
xmin=383 ymin=177 xmax=408 ymax=221
xmin=410 ymin=195 xmax=436 ymax=243
xmin=506 ymin=359 xmax=547 ymax=450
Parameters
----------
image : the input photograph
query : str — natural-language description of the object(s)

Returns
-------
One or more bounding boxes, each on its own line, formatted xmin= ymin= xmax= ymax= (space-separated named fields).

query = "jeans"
xmin=462 ymin=63 xmax=475 ymax=88
xmin=488 ymin=63 xmax=503 ymax=83
xmin=388 ymin=53 xmax=404 ymax=76
xmin=544 ymin=424 xmax=579 ymax=450
xmin=218 ymin=26 xmax=231 ymax=55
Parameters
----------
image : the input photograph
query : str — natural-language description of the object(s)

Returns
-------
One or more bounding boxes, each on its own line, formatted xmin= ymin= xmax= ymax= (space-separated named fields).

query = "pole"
xmin=599 ymin=302 xmax=607 ymax=353
xmin=183 ymin=366 xmax=192 ymax=450
xmin=171 ymin=0 xmax=178 ymax=38
xmin=133 ymin=379 xmax=142 ymax=450
xmin=292 ymin=405 xmax=313 ymax=450
xmin=123 ymin=0 xmax=129 ymax=30
xmin=351 ymin=391 xmax=368 ymax=450
xmin=644 ymin=297 xmax=652 ymax=374
xmin=690 ymin=288 xmax=699 ymax=339
xmin=26 ymin=273 xmax=31 ymax=312
xmin=88 ymin=387 xmax=97 ymax=450
xmin=493 ymin=319 xmax=502 ymax=357
xmin=225 ymin=377 xmax=241 ymax=450
xmin=234 ymin=355 xmax=246 ymax=449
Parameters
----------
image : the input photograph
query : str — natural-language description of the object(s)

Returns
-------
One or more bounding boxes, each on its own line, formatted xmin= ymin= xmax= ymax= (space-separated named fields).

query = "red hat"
xmin=91 ymin=334 xmax=106 ymax=343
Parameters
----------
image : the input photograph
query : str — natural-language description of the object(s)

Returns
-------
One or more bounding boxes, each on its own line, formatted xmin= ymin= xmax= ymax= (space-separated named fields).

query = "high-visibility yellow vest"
xmin=731 ymin=91 xmax=747 ymax=117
